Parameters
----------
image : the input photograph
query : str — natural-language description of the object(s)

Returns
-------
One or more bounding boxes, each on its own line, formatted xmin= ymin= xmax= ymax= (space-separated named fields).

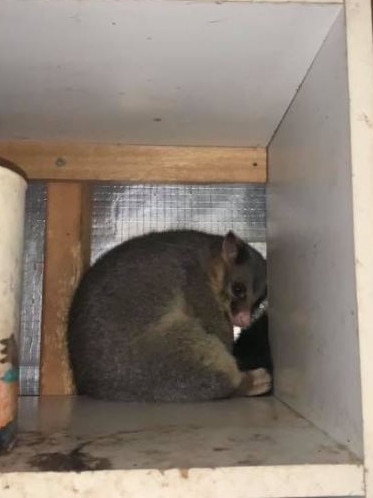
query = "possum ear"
xmin=222 ymin=231 xmax=243 ymax=265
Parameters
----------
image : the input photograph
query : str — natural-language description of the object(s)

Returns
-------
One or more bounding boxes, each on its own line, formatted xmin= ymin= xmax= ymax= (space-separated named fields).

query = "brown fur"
xmin=208 ymin=255 xmax=231 ymax=316
xmin=68 ymin=230 xmax=266 ymax=401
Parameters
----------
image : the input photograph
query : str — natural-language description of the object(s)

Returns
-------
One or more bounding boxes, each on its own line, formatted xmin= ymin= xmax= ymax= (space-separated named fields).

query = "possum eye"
xmin=232 ymin=282 xmax=247 ymax=299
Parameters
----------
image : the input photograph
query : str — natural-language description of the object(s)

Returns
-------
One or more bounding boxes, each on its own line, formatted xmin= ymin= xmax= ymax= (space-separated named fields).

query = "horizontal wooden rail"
xmin=0 ymin=141 xmax=267 ymax=183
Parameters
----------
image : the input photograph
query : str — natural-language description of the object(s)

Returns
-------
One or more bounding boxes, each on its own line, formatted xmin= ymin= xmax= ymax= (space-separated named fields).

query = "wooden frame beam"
xmin=40 ymin=182 xmax=92 ymax=395
xmin=0 ymin=141 xmax=267 ymax=183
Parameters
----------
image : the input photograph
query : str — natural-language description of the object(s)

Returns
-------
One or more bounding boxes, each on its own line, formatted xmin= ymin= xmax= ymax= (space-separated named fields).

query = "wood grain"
xmin=0 ymin=141 xmax=267 ymax=183
xmin=40 ymin=182 xmax=91 ymax=395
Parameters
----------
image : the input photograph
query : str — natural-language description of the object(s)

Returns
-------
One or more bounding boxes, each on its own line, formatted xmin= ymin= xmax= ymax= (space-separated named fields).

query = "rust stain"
xmin=179 ymin=468 xmax=189 ymax=479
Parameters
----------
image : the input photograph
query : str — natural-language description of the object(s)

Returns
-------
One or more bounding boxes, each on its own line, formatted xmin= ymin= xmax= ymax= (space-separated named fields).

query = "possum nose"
xmin=232 ymin=310 xmax=251 ymax=328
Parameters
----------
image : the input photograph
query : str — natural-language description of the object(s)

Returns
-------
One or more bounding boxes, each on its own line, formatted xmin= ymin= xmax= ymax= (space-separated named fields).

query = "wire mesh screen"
xmin=19 ymin=182 xmax=266 ymax=395
xmin=19 ymin=183 xmax=46 ymax=395
xmin=91 ymin=184 xmax=266 ymax=263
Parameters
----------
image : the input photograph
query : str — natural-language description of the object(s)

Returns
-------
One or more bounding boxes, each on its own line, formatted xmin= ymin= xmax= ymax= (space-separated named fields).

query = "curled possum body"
xmin=67 ymin=229 xmax=269 ymax=402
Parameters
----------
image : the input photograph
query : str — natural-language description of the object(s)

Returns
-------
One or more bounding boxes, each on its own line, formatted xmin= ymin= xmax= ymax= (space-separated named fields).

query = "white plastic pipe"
xmin=0 ymin=161 xmax=27 ymax=451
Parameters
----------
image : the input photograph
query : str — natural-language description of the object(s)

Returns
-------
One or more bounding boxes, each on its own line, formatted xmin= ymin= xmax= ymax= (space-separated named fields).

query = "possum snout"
xmin=231 ymin=310 xmax=251 ymax=328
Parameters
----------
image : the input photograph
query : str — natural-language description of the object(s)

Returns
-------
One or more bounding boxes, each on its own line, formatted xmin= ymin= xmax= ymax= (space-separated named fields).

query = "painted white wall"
xmin=267 ymin=12 xmax=363 ymax=457
xmin=0 ymin=0 xmax=339 ymax=146
xmin=344 ymin=0 xmax=373 ymax=493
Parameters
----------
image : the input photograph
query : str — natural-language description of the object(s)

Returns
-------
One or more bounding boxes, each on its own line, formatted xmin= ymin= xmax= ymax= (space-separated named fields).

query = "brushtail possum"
xmin=67 ymin=229 xmax=268 ymax=402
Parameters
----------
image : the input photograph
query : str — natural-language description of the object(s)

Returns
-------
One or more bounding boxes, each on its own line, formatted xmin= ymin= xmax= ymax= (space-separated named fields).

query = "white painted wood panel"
xmin=0 ymin=0 xmax=340 ymax=146
xmin=267 ymin=12 xmax=363 ymax=457
xmin=0 ymin=396 xmax=364 ymax=497
xmin=344 ymin=0 xmax=373 ymax=495
xmin=1 ymin=466 xmax=364 ymax=498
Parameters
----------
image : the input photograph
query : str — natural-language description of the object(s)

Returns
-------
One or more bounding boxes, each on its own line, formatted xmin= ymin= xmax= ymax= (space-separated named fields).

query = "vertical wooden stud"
xmin=40 ymin=182 xmax=91 ymax=395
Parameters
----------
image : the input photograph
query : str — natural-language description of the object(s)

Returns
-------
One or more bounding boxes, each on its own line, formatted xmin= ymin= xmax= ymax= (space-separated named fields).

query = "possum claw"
xmin=244 ymin=367 xmax=272 ymax=396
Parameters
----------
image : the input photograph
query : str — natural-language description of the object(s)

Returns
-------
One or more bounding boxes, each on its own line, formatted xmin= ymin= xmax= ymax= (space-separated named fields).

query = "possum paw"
xmin=245 ymin=368 xmax=272 ymax=396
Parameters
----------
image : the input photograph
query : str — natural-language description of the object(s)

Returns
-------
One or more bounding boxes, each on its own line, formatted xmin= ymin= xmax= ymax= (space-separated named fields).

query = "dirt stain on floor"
xmin=28 ymin=442 xmax=112 ymax=472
